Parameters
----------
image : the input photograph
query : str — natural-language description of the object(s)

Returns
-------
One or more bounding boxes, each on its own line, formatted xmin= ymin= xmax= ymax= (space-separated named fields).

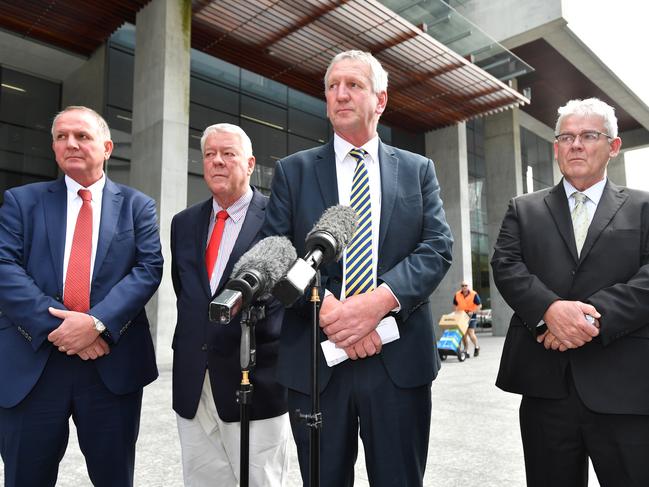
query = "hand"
xmin=320 ymin=287 xmax=397 ymax=348
xmin=542 ymin=300 xmax=600 ymax=349
xmin=537 ymin=330 xmax=568 ymax=352
xmin=77 ymin=336 xmax=110 ymax=360
xmin=47 ymin=307 xmax=99 ymax=355
xmin=344 ymin=330 xmax=382 ymax=360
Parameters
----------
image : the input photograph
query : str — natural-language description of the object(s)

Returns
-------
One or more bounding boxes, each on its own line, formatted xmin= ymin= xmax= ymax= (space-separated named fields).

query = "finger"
xmin=345 ymin=346 xmax=358 ymax=360
xmin=79 ymin=352 xmax=90 ymax=360
xmin=551 ymin=339 xmax=560 ymax=350
xmin=370 ymin=332 xmax=382 ymax=353
xmin=559 ymin=343 xmax=568 ymax=352
xmin=48 ymin=307 xmax=68 ymax=318
xmin=356 ymin=344 xmax=368 ymax=359
xmin=362 ymin=340 xmax=376 ymax=357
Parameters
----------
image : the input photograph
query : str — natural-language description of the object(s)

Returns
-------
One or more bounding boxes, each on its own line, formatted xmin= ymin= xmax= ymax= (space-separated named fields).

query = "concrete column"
xmin=485 ymin=108 xmax=523 ymax=336
xmin=425 ymin=123 xmax=471 ymax=337
xmin=607 ymin=151 xmax=626 ymax=186
xmin=131 ymin=0 xmax=191 ymax=365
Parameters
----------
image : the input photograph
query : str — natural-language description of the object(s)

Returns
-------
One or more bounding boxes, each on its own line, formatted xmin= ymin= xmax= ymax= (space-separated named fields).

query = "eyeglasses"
xmin=461 ymin=284 xmax=468 ymax=288
xmin=555 ymin=131 xmax=612 ymax=145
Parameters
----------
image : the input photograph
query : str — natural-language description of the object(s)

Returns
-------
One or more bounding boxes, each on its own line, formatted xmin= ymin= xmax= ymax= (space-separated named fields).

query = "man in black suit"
xmin=170 ymin=123 xmax=289 ymax=486
xmin=492 ymin=97 xmax=649 ymax=486
xmin=263 ymin=50 xmax=453 ymax=486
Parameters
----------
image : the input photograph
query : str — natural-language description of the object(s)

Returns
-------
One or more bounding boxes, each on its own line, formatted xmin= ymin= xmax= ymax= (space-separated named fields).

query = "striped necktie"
xmin=571 ymin=192 xmax=589 ymax=256
xmin=345 ymin=148 xmax=374 ymax=297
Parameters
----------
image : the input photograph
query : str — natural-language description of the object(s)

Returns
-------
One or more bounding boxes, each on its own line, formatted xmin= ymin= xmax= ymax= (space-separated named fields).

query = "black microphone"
xmin=273 ymin=205 xmax=358 ymax=307
xmin=209 ymin=236 xmax=297 ymax=324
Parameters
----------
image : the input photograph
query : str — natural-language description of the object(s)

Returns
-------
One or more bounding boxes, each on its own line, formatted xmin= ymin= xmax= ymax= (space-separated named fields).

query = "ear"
xmin=247 ymin=155 xmax=256 ymax=175
xmin=609 ymin=137 xmax=622 ymax=158
xmin=553 ymin=141 xmax=559 ymax=161
xmin=376 ymin=90 xmax=388 ymax=116
xmin=104 ymin=140 xmax=114 ymax=160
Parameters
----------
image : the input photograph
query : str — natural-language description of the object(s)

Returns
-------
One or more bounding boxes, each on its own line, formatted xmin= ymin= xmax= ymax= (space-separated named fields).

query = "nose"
xmin=335 ymin=84 xmax=350 ymax=100
xmin=66 ymin=135 xmax=79 ymax=149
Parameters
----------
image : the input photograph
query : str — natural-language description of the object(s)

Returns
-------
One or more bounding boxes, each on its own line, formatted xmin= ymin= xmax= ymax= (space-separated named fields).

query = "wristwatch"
xmin=91 ymin=316 xmax=106 ymax=334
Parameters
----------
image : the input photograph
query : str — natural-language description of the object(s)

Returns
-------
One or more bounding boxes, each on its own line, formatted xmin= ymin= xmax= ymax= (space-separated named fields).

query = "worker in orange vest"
xmin=453 ymin=281 xmax=482 ymax=357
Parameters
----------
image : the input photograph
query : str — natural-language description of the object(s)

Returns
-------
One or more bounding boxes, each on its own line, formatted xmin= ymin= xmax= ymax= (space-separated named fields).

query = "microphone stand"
xmin=296 ymin=271 xmax=322 ymax=487
xmin=237 ymin=302 xmax=264 ymax=487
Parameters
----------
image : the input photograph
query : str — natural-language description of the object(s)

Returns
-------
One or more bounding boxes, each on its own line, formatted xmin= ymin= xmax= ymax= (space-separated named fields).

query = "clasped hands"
xmin=537 ymin=300 xmax=600 ymax=352
xmin=319 ymin=287 xmax=397 ymax=360
xmin=47 ymin=307 xmax=110 ymax=360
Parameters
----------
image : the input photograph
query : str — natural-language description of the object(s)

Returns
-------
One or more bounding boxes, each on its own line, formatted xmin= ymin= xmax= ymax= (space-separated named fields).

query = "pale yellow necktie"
xmin=571 ymin=192 xmax=589 ymax=256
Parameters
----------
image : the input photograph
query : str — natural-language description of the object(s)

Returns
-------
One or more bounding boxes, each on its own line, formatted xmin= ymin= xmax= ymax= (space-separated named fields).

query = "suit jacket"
xmin=0 ymin=177 xmax=163 ymax=408
xmin=170 ymin=188 xmax=287 ymax=422
xmin=492 ymin=179 xmax=649 ymax=414
xmin=262 ymin=140 xmax=453 ymax=394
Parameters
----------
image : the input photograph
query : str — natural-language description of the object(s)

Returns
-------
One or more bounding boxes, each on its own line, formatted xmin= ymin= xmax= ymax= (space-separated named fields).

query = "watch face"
xmin=94 ymin=318 xmax=106 ymax=333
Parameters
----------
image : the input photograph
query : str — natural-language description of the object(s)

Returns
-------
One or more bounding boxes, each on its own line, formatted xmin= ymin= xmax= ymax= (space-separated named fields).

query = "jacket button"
xmin=201 ymin=344 xmax=208 ymax=351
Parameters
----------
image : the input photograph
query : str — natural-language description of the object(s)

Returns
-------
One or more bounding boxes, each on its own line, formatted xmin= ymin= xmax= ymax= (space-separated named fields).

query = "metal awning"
xmin=0 ymin=0 xmax=528 ymax=131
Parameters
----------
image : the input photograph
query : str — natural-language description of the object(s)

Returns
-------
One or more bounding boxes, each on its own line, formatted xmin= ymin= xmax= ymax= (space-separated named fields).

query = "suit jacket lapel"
xmin=196 ymin=198 xmax=213 ymax=297
xmin=43 ymin=178 xmax=67 ymax=295
xmin=314 ymin=141 xmax=339 ymax=209
xmin=214 ymin=188 xmax=265 ymax=296
xmin=94 ymin=178 xmax=124 ymax=280
xmin=544 ymin=182 xmax=579 ymax=263
xmin=378 ymin=142 xmax=398 ymax=253
xmin=579 ymin=180 xmax=627 ymax=261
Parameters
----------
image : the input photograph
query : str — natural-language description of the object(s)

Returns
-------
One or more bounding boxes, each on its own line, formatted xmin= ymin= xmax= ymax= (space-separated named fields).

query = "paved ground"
xmin=1 ymin=333 xmax=600 ymax=486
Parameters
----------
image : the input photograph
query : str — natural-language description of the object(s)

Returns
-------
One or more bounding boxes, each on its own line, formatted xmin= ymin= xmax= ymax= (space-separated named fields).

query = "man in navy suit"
xmin=263 ymin=51 xmax=453 ymax=486
xmin=492 ymin=98 xmax=649 ymax=486
xmin=0 ymin=106 xmax=163 ymax=486
xmin=171 ymin=123 xmax=289 ymax=486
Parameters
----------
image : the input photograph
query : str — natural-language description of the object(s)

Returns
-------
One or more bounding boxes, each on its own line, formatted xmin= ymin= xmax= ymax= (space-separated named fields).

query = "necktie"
xmin=64 ymin=189 xmax=93 ymax=312
xmin=345 ymin=148 xmax=374 ymax=297
xmin=571 ymin=192 xmax=589 ymax=256
xmin=206 ymin=210 xmax=229 ymax=281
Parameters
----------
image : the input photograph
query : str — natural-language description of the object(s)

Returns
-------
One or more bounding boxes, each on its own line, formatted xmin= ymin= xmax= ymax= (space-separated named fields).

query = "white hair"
xmin=200 ymin=123 xmax=253 ymax=159
xmin=555 ymin=98 xmax=618 ymax=138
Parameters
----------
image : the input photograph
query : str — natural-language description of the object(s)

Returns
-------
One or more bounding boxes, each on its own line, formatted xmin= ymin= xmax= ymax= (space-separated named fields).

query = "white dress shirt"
xmin=563 ymin=177 xmax=606 ymax=225
xmin=207 ymin=186 xmax=253 ymax=294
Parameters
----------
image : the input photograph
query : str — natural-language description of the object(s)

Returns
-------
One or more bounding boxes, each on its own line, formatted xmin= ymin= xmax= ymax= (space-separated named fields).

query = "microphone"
xmin=209 ymin=236 xmax=297 ymax=324
xmin=273 ymin=205 xmax=357 ymax=307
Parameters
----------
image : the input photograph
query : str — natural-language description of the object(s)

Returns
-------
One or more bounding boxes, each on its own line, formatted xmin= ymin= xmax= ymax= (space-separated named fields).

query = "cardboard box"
xmin=438 ymin=311 xmax=470 ymax=336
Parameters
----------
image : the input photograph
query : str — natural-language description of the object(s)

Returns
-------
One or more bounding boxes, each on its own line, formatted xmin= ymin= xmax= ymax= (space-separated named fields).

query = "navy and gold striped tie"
xmin=345 ymin=148 xmax=374 ymax=297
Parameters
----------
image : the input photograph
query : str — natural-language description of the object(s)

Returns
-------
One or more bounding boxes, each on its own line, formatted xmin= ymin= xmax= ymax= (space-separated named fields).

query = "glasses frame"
xmin=554 ymin=130 xmax=612 ymax=145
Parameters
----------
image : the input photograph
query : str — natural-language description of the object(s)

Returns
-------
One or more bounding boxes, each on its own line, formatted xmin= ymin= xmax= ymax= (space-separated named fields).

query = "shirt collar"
xmin=333 ymin=133 xmax=380 ymax=166
xmin=65 ymin=173 xmax=106 ymax=201
xmin=562 ymin=177 xmax=607 ymax=205
xmin=212 ymin=186 xmax=253 ymax=223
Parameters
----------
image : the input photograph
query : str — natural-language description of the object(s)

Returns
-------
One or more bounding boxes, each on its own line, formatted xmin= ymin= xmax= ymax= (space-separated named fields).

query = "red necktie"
xmin=205 ymin=210 xmax=229 ymax=281
xmin=64 ymin=189 xmax=93 ymax=312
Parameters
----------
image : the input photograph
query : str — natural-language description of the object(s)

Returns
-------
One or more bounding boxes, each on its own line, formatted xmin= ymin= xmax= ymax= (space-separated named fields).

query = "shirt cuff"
xmin=379 ymin=283 xmax=401 ymax=313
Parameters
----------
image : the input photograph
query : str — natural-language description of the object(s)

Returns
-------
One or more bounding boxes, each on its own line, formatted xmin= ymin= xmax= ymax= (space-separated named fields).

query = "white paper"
xmin=320 ymin=316 xmax=400 ymax=367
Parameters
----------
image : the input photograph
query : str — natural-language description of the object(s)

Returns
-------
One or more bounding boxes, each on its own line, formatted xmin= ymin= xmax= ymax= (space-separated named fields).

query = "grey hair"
xmin=555 ymin=98 xmax=618 ymax=138
xmin=200 ymin=123 xmax=253 ymax=159
xmin=51 ymin=106 xmax=111 ymax=141
xmin=324 ymin=50 xmax=388 ymax=94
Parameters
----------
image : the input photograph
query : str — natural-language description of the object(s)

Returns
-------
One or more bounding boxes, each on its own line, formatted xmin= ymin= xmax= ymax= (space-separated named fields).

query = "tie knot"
xmin=216 ymin=210 xmax=229 ymax=222
xmin=573 ymin=192 xmax=587 ymax=204
xmin=349 ymin=148 xmax=368 ymax=164
xmin=78 ymin=189 xmax=92 ymax=202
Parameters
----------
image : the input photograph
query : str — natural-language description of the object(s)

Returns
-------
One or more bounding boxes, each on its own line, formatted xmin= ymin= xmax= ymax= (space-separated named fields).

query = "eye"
xmin=582 ymin=132 xmax=598 ymax=141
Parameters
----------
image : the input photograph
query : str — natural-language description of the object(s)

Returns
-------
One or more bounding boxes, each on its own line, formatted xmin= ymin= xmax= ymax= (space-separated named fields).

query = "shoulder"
xmin=6 ymin=179 xmax=60 ymax=198
xmin=382 ymin=143 xmax=430 ymax=165
xmin=173 ymin=198 xmax=211 ymax=223
xmin=279 ymin=144 xmax=331 ymax=169
xmin=511 ymin=186 xmax=554 ymax=207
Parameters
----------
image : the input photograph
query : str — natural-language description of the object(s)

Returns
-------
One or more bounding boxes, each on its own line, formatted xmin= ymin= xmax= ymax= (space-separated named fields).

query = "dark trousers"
xmin=0 ymin=350 xmax=143 ymax=487
xmin=520 ymin=374 xmax=649 ymax=487
xmin=288 ymin=355 xmax=431 ymax=487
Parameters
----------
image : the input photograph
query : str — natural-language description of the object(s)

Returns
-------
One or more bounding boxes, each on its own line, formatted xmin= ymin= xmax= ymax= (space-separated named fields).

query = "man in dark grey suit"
xmin=263 ymin=50 xmax=453 ymax=486
xmin=492 ymin=98 xmax=649 ymax=486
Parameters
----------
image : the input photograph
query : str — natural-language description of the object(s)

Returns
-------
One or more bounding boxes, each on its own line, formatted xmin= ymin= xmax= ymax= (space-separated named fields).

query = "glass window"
xmin=241 ymin=119 xmax=287 ymax=170
xmin=0 ymin=67 xmax=60 ymax=131
xmin=288 ymin=107 xmax=328 ymax=141
xmin=241 ymin=69 xmax=287 ymax=104
xmin=191 ymin=76 xmax=239 ymax=116
xmin=107 ymin=46 xmax=135 ymax=111
xmin=191 ymin=50 xmax=240 ymax=90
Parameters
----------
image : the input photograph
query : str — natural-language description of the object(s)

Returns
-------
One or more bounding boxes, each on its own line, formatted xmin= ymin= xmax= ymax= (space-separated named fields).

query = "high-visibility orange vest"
xmin=455 ymin=290 xmax=479 ymax=312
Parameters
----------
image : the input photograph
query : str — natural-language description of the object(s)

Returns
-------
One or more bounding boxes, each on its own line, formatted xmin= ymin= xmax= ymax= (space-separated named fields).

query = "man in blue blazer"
xmin=0 ymin=106 xmax=163 ymax=486
xmin=171 ymin=123 xmax=289 ymax=486
xmin=263 ymin=51 xmax=453 ymax=486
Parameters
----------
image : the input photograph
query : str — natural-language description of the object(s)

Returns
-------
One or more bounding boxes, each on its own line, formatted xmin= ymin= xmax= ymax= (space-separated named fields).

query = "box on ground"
xmin=438 ymin=311 xmax=469 ymax=336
